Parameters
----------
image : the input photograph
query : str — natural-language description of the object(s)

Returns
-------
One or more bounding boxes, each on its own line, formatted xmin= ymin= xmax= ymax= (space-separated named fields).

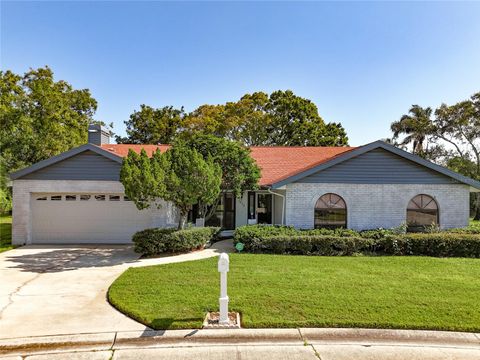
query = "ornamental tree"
xmin=120 ymin=144 xmax=222 ymax=229
xmin=178 ymin=133 xmax=261 ymax=221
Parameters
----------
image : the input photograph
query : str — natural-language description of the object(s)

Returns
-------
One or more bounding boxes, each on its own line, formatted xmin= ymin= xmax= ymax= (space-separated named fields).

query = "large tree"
xmin=116 ymin=104 xmax=185 ymax=144
xmin=0 ymin=67 xmax=98 ymax=173
xmin=391 ymin=92 xmax=480 ymax=220
xmin=119 ymin=90 xmax=349 ymax=146
xmin=433 ymin=92 xmax=480 ymax=219
xmin=120 ymin=144 xmax=222 ymax=229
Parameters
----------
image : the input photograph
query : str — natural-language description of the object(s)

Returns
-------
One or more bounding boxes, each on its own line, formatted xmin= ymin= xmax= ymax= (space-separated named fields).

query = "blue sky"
xmin=2 ymin=1 xmax=479 ymax=146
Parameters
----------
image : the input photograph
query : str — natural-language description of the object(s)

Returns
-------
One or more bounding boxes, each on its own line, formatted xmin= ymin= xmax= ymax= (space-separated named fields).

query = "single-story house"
xmin=10 ymin=125 xmax=480 ymax=245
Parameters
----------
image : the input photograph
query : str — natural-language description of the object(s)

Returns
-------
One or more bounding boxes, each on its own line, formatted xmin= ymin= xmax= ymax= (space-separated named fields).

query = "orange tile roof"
xmin=249 ymin=146 xmax=357 ymax=185
xmin=101 ymin=144 xmax=171 ymax=157
xmin=101 ymin=144 xmax=357 ymax=186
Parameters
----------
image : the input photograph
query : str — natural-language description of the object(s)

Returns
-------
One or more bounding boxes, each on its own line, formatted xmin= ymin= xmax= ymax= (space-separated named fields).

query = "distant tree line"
xmin=115 ymin=90 xmax=349 ymax=147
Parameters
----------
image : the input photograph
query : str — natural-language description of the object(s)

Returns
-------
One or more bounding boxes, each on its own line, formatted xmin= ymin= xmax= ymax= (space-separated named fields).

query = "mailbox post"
xmin=217 ymin=253 xmax=230 ymax=325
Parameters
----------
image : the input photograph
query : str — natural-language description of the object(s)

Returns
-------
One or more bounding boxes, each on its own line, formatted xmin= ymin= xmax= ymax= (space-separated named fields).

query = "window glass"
xmin=66 ymin=195 xmax=76 ymax=201
xmin=95 ymin=195 xmax=106 ymax=201
xmin=36 ymin=196 xmax=47 ymax=201
xmin=248 ymin=192 xmax=256 ymax=220
xmin=314 ymin=193 xmax=347 ymax=229
xmin=50 ymin=195 xmax=62 ymax=201
xmin=109 ymin=195 xmax=120 ymax=201
xmin=123 ymin=196 xmax=131 ymax=201
xmin=80 ymin=195 xmax=91 ymax=201
xmin=407 ymin=194 xmax=438 ymax=232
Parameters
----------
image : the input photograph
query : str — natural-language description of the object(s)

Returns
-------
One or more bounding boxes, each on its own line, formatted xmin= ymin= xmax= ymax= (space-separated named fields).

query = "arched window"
xmin=314 ymin=193 xmax=347 ymax=229
xmin=407 ymin=194 xmax=439 ymax=232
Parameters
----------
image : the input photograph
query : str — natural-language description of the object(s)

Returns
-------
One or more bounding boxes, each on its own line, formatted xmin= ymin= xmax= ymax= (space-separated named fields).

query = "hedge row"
xmin=234 ymin=225 xmax=480 ymax=258
xmin=133 ymin=227 xmax=220 ymax=256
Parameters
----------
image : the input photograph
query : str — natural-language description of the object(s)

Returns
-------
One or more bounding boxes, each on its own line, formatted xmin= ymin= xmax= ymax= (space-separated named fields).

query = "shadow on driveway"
xmin=2 ymin=245 xmax=140 ymax=273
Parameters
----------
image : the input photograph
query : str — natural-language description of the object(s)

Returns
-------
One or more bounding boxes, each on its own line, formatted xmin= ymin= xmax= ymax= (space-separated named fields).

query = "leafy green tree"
xmin=117 ymin=105 xmax=185 ymax=144
xmin=0 ymin=67 xmax=97 ymax=173
xmin=163 ymin=143 xmax=222 ymax=229
xmin=120 ymin=149 xmax=167 ymax=210
xmin=263 ymin=90 xmax=348 ymax=146
xmin=391 ymin=92 xmax=480 ymax=219
xmin=120 ymin=144 xmax=222 ymax=229
xmin=391 ymin=105 xmax=435 ymax=156
xmin=121 ymin=90 xmax=349 ymax=146
xmin=179 ymin=134 xmax=261 ymax=220
xmin=433 ymin=92 xmax=480 ymax=219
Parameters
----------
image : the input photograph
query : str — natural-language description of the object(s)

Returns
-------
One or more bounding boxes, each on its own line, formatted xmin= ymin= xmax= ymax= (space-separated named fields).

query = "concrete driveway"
xmin=0 ymin=241 xmax=233 ymax=339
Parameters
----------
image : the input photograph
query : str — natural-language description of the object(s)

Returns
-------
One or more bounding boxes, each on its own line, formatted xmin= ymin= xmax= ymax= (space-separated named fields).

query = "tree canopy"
xmin=117 ymin=90 xmax=349 ymax=147
xmin=0 ymin=67 xmax=98 ymax=174
xmin=116 ymin=104 xmax=185 ymax=145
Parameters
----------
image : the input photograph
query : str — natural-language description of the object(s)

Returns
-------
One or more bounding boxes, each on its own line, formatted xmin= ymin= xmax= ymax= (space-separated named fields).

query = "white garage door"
xmin=31 ymin=193 xmax=154 ymax=244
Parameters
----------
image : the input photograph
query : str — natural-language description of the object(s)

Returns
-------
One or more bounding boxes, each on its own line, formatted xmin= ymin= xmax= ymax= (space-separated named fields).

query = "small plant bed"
xmin=108 ymin=254 xmax=480 ymax=332
xmin=0 ymin=215 xmax=13 ymax=253
xmin=203 ymin=312 xmax=241 ymax=329
xmin=233 ymin=225 xmax=480 ymax=257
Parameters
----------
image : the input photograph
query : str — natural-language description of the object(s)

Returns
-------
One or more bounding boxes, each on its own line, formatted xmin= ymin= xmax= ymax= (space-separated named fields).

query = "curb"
xmin=1 ymin=328 xmax=479 ymax=356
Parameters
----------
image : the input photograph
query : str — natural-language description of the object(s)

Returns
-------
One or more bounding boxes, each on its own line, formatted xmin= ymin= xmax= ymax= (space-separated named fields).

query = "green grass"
xmin=109 ymin=254 xmax=480 ymax=332
xmin=0 ymin=215 xmax=13 ymax=253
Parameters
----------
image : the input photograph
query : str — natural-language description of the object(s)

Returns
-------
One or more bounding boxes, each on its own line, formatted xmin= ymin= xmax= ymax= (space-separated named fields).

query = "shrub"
xmin=133 ymin=227 xmax=220 ymax=256
xmin=377 ymin=233 xmax=480 ymax=258
xmin=234 ymin=225 xmax=359 ymax=250
xmin=240 ymin=235 xmax=375 ymax=256
xmin=233 ymin=225 xmax=480 ymax=258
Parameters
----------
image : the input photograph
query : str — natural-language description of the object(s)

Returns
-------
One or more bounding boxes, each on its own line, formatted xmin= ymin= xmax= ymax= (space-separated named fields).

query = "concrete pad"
xmin=313 ymin=344 xmax=480 ymax=360
xmin=113 ymin=345 xmax=318 ymax=360
xmin=0 ymin=241 xmax=233 ymax=338
xmin=114 ymin=328 xmax=302 ymax=348
xmin=25 ymin=351 xmax=112 ymax=360
xmin=300 ymin=328 xmax=480 ymax=347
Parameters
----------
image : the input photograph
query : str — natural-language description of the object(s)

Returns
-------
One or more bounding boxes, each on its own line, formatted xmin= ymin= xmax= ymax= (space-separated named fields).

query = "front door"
xmin=257 ymin=194 xmax=272 ymax=224
xmin=223 ymin=193 xmax=236 ymax=230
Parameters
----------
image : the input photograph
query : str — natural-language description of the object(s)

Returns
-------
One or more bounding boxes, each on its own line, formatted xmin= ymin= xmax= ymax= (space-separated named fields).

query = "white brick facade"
xmin=285 ymin=183 xmax=470 ymax=230
xmin=12 ymin=180 xmax=178 ymax=245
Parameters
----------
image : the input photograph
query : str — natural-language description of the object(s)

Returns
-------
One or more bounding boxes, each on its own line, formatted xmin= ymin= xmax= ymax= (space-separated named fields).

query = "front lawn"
xmin=108 ymin=254 xmax=480 ymax=332
xmin=0 ymin=215 xmax=13 ymax=253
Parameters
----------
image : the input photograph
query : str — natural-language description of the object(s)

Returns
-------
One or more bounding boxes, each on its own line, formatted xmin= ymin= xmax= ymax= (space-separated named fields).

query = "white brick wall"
xmin=12 ymin=180 xmax=179 ymax=245
xmin=285 ymin=183 xmax=470 ymax=230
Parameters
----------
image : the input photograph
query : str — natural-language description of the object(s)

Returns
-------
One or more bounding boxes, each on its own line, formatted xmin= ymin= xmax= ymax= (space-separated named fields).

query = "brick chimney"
xmin=88 ymin=124 xmax=110 ymax=145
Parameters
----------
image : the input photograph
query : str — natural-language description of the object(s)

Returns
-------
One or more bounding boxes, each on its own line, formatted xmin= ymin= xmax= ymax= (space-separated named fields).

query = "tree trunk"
xmin=178 ymin=211 xmax=188 ymax=230
xmin=474 ymin=193 xmax=480 ymax=221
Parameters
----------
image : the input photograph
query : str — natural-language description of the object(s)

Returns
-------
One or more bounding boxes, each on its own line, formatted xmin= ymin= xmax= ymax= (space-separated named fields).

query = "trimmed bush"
xmin=234 ymin=225 xmax=480 ymax=258
xmin=133 ymin=227 xmax=220 ymax=256
xmin=249 ymin=235 xmax=375 ymax=256
xmin=377 ymin=233 xmax=480 ymax=257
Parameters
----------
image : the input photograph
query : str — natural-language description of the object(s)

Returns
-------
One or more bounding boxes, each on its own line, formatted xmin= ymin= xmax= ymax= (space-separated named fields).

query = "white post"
xmin=217 ymin=253 xmax=230 ymax=325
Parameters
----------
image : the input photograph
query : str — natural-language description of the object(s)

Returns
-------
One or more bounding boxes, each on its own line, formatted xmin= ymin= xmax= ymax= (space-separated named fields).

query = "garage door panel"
xmin=31 ymin=193 xmax=155 ymax=244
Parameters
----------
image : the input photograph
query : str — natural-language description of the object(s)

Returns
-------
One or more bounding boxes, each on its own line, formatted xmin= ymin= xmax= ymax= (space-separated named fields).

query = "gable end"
xmin=20 ymin=150 xmax=121 ymax=181
xmin=297 ymin=148 xmax=460 ymax=185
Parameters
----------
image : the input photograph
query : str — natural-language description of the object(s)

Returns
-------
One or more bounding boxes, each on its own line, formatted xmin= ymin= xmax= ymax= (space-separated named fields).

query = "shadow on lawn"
xmin=4 ymin=246 xmax=139 ymax=273
xmin=148 ymin=317 xmax=204 ymax=331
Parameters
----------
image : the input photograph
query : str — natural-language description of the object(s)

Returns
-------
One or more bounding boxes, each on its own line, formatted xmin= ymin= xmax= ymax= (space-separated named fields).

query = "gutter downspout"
xmin=267 ymin=188 xmax=285 ymax=225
